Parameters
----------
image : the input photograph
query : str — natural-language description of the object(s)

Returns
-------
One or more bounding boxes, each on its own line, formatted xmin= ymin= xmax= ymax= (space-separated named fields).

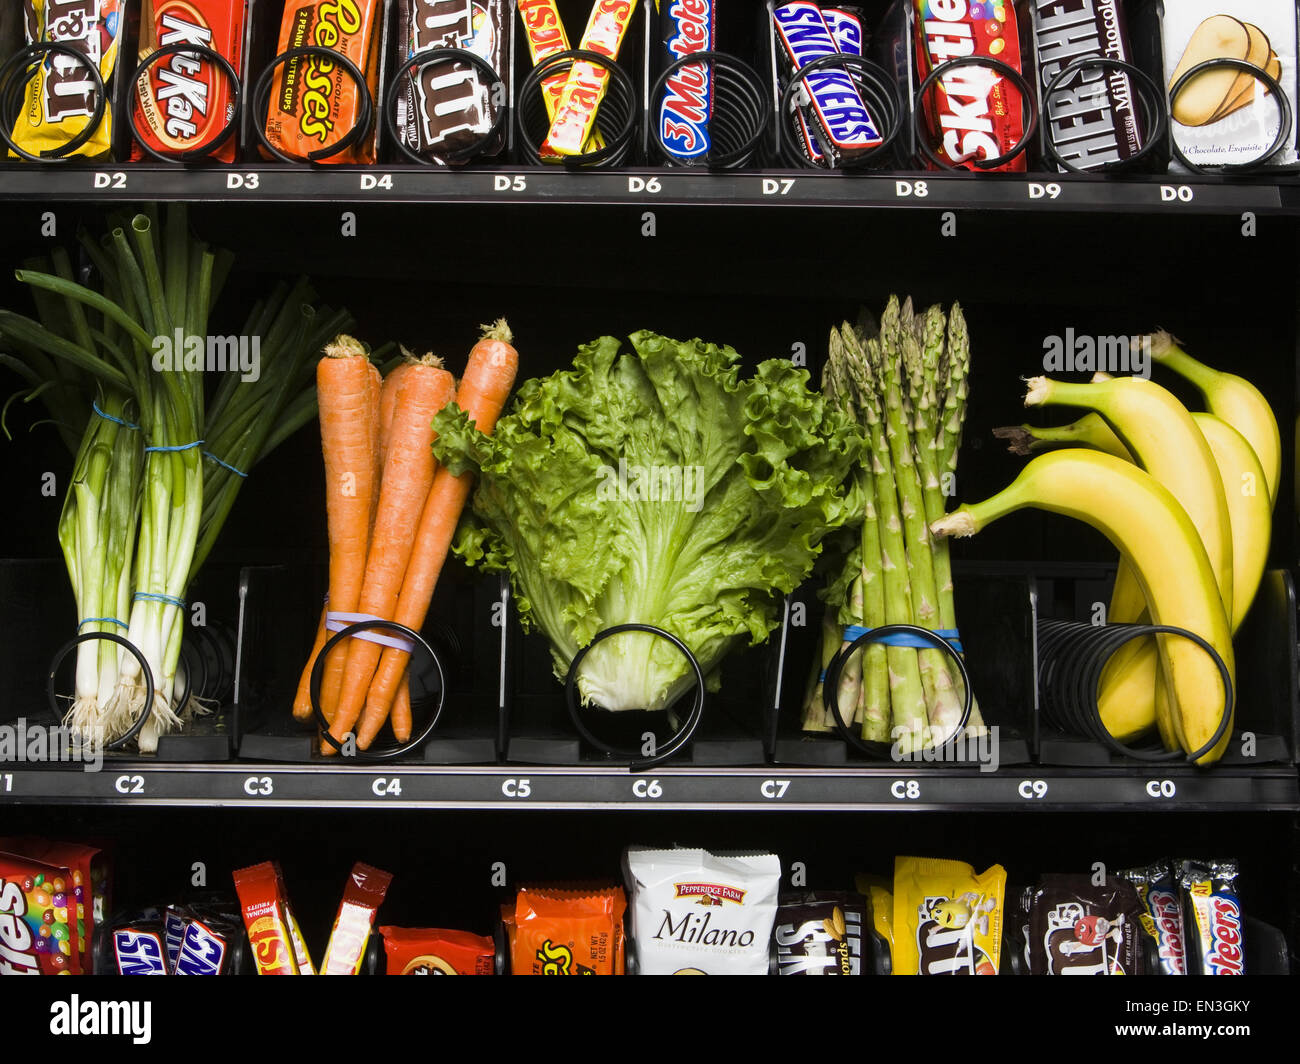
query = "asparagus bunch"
xmin=802 ymin=295 xmax=981 ymax=747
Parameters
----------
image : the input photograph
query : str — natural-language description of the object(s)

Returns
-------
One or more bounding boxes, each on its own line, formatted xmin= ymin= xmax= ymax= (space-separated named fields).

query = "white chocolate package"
xmin=623 ymin=847 xmax=781 ymax=975
xmin=1160 ymin=0 xmax=1299 ymax=168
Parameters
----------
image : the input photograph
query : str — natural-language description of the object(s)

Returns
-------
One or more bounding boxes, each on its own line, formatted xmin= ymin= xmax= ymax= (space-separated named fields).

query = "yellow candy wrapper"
xmin=891 ymin=856 xmax=1006 ymax=975
xmin=9 ymin=0 xmax=123 ymax=160
xmin=854 ymin=873 xmax=894 ymax=971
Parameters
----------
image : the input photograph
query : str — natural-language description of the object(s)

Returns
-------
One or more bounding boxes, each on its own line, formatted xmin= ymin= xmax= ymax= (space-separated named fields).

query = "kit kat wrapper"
xmin=131 ymin=0 xmax=248 ymax=162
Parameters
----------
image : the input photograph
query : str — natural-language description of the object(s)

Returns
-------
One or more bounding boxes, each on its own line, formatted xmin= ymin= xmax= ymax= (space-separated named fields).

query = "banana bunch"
xmin=936 ymin=332 xmax=1278 ymax=766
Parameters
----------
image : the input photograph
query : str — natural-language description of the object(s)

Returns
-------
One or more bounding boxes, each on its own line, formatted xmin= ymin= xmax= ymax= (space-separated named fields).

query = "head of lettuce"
xmin=432 ymin=331 xmax=864 ymax=713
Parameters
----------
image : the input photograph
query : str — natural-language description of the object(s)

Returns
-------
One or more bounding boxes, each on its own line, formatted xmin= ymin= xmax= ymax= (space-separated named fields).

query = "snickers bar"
xmin=772 ymin=2 xmax=883 ymax=165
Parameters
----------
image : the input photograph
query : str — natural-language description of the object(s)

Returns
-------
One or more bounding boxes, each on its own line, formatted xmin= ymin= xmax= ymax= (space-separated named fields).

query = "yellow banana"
xmin=1193 ymin=413 xmax=1271 ymax=626
xmin=1023 ymin=375 xmax=1234 ymax=616
xmin=932 ymin=449 xmax=1234 ymax=764
xmin=1098 ymin=412 xmax=1268 ymax=743
xmin=1016 ymin=408 xmax=1268 ymax=743
xmin=1148 ymin=331 xmax=1280 ymax=509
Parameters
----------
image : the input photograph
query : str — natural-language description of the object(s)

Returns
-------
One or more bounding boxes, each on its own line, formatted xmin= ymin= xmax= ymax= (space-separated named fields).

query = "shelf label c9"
xmin=1018 ymin=779 xmax=1048 ymax=799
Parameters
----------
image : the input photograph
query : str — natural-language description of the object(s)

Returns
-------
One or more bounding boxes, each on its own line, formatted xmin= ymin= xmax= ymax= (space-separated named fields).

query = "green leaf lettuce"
xmin=434 ymin=331 xmax=864 ymax=712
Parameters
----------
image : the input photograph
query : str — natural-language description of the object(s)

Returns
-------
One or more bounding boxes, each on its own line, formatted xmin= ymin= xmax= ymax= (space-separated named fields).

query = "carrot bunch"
xmin=294 ymin=321 xmax=519 ymax=752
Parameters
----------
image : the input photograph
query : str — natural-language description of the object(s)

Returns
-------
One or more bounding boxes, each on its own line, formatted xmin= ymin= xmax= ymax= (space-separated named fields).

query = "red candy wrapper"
xmin=0 ymin=853 xmax=79 ymax=974
xmin=321 ymin=862 xmax=393 ymax=975
xmin=0 ymin=837 xmax=104 ymax=974
xmin=912 ymin=0 xmax=1027 ymax=171
xmin=380 ymin=926 xmax=495 ymax=975
xmin=233 ymin=861 xmax=300 ymax=975
xmin=130 ymin=0 xmax=249 ymax=161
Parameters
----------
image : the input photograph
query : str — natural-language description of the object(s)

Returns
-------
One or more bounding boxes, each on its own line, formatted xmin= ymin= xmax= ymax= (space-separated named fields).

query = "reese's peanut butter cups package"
xmin=9 ymin=0 xmax=123 ymax=160
xmin=623 ymin=847 xmax=780 ymax=975
xmin=774 ymin=891 xmax=864 ymax=975
xmin=1019 ymin=873 xmax=1144 ymax=975
xmin=380 ymin=926 xmax=496 ymax=975
xmin=511 ymin=884 xmax=626 ymax=975
xmin=263 ymin=0 xmax=383 ymax=163
xmin=892 ymin=856 xmax=1006 ymax=975
xmin=131 ymin=0 xmax=249 ymax=161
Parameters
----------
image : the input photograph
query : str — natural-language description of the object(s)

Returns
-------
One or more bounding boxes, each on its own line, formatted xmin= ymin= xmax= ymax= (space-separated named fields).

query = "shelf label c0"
xmin=1146 ymin=779 xmax=1177 ymax=798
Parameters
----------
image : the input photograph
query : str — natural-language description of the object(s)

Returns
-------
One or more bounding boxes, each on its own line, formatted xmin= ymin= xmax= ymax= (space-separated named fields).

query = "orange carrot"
xmin=378 ymin=356 xmax=416 ymax=466
xmin=313 ymin=336 xmax=379 ymax=735
xmin=357 ymin=320 xmax=518 ymax=745
xmin=391 ymin=668 xmax=412 ymax=743
xmin=367 ymin=360 xmax=383 ymax=536
xmin=323 ymin=355 xmax=455 ymax=754
xmin=292 ymin=602 xmax=330 ymax=721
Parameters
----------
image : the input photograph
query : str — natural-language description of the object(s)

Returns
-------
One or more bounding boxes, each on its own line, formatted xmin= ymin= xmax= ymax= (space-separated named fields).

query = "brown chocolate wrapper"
xmin=394 ymin=0 xmax=508 ymax=163
xmin=1034 ymin=0 xmax=1146 ymax=171
xmin=1020 ymin=874 xmax=1143 ymax=975
xmin=775 ymin=891 xmax=864 ymax=975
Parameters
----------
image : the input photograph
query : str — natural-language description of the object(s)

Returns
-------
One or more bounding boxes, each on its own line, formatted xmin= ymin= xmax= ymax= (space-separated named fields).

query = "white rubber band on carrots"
xmin=324 ymin=612 xmax=416 ymax=653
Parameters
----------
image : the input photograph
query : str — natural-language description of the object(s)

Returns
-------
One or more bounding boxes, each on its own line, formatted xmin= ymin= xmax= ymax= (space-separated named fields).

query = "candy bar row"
xmin=2 ymin=1 xmax=1295 ymax=175
xmin=2 ymin=837 xmax=1263 ymax=975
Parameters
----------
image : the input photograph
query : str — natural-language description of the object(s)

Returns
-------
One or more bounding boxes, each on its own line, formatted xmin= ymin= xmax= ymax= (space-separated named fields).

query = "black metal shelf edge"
xmin=0 ymin=167 xmax=1286 ymax=213
xmin=0 ymin=763 xmax=1294 ymax=811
